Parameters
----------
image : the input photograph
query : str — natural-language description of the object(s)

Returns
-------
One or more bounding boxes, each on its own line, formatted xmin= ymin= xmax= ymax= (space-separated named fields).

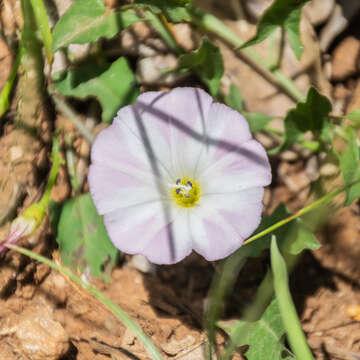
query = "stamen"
xmin=176 ymin=179 xmax=181 ymax=185
xmin=186 ymin=181 xmax=193 ymax=188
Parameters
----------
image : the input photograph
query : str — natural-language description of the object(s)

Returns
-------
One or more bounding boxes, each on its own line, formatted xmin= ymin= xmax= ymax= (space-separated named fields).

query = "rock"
xmin=320 ymin=162 xmax=338 ymax=177
xmin=129 ymin=254 xmax=156 ymax=274
xmin=303 ymin=0 xmax=335 ymax=26
xmin=172 ymin=23 xmax=198 ymax=52
xmin=136 ymin=54 xmax=188 ymax=86
xmin=319 ymin=4 xmax=348 ymax=52
xmin=243 ymin=0 xmax=272 ymax=20
xmin=15 ymin=303 xmax=69 ymax=360
xmin=160 ymin=335 xmax=196 ymax=356
xmin=331 ymin=37 xmax=360 ymax=81
xmin=119 ymin=22 xmax=168 ymax=57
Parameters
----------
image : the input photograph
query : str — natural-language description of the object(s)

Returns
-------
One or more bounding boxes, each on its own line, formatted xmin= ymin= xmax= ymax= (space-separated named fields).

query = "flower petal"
xmin=104 ymin=202 xmax=192 ymax=264
xmin=88 ymin=164 xmax=162 ymax=214
xmin=190 ymin=187 xmax=264 ymax=260
xmin=199 ymin=139 xmax=271 ymax=194
xmin=122 ymin=87 xmax=213 ymax=178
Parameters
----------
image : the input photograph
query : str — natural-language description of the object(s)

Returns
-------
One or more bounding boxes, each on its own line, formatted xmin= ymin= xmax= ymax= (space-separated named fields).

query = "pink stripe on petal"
xmin=190 ymin=214 xmax=243 ymax=261
xmin=142 ymin=212 xmax=193 ymax=264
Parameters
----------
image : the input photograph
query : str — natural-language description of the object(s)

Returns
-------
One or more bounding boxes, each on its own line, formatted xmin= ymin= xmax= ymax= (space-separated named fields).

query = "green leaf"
xmin=134 ymin=0 xmax=191 ymax=22
xmin=56 ymin=193 xmax=117 ymax=279
xmin=243 ymin=204 xmax=320 ymax=258
xmin=244 ymin=112 xmax=272 ymax=132
xmin=219 ymin=299 xmax=294 ymax=360
xmin=54 ymin=57 xmax=139 ymax=123
xmin=347 ymin=109 xmax=360 ymax=126
xmin=177 ymin=38 xmax=224 ymax=96
xmin=52 ymin=0 xmax=141 ymax=51
xmin=224 ymin=84 xmax=271 ymax=132
xmin=271 ymin=237 xmax=315 ymax=360
xmin=224 ymin=83 xmax=243 ymax=112
xmin=281 ymin=87 xmax=332 ymax=150
xmin=337 ymin=128 xmax=360 ymax=205
xmin=240 ymin=0 xmax=310 ymax=60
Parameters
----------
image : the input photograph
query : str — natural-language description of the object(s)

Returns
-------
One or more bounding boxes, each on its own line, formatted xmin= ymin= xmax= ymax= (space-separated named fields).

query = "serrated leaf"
xmin=240 ymin=0 xmax=310 ymax=60
xmin=177 ymin=38 xmax=224 ymax=96
xmin=337 ymin=128 xmax=360 ymax=205
xmin=56 ymin=193 xmax=117 ymax=279
xmin=280 ymin=87 xmax=332 ymax=150
xmin=243 ymin=204 xmax=320 ymax=258
xmin=52 ymin=0 xmax=141 ymax=51
xmin=54 ymin=57 xmax=139 ymax=123
xmin=219 ymin=299 xmax=294 ymax=360
xmin=134 ymin=0 xmax=191 ymax=22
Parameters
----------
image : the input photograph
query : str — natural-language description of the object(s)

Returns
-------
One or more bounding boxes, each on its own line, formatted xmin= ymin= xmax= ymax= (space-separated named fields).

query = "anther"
xmin=175 ymin=188 xmax=181 ymax=194
xmin=186 ymin=181 xmax=193 ymax=188
xmin=176 ymin=179 xmax=181 ymax=185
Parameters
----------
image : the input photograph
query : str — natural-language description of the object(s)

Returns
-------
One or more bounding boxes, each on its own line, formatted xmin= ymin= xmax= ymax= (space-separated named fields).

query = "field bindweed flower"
xmin=88 ymin=87 xmax=271 ymax=264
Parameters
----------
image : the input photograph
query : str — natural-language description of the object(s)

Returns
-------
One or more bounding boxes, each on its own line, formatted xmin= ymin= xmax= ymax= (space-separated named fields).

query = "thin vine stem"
xmin=187 ymin=6 xmax=305 ymax=103
xmin=29 ymin=0 xmax=53 ymax=63
xmin=0 ymin=47 xmax=24 ymax=118
xmin=243 ymin=179 xmax=360 ymax=246
xmin=5 ymin=243 xmax=163 ymax=360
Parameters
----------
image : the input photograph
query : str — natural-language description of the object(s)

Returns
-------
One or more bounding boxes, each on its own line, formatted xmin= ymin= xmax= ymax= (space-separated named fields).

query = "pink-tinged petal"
xmin=104 ymin=203 xmax=192 ymax=264
xmin=88 ymin=164 xmax=163 ymax=214
xmin=189 ymin=210 xmax=241 ymax=261
xmin=91 ymin=122 xmax=152 ymax=176
xmin=116 ymin=87 xmax=214 ymax=178
xmin=199 ymin=139 xmax=271 ymax=194
xmin=201 ymin=187 xmax=264 ymax=239
xmin=142 ymin=210 xmax=193 ymax=264
xmin=190 ymin=188 xmax=264 ymax=260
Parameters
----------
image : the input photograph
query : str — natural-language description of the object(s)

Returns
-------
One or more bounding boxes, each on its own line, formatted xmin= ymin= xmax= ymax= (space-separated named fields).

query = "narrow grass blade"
xmin=270 ymin=236 xmax=314 ymax=360
xmin=6 ymin=244 xmax=163 ymax=360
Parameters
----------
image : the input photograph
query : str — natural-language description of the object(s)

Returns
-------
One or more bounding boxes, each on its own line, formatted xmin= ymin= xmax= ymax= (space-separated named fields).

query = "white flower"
xmin=88 ymin=87 xmax=271 ymax=264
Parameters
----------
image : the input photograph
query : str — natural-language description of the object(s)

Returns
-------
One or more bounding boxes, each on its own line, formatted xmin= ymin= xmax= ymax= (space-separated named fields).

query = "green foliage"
xmin=271 ymin=238 xmax=315 ymax=360
xmin=56 ymin=193 xmax=117 ymax=279
xmin=239 ymin=0 xmax=310 ymax=59
xmin=272 ymin=87 xmax=332 ymax=153
xmin=177 ymin=38 xmax=223 ymax=96
xmin=337 ymin=128 xmax=360 ymax=205
xmin=224 ymin=84 xmax=271 ymax=132
xmin=244 ymin=204 xmax=320 ymax=258
xmin=219 ymin=299 xmax=294 ymax=360
xmin=52 ymin=0 xmax=141 ymax=51
xmin=134 ymin=0 xmax=191 ymax=23
xmin=54 ymin=57 xmax=139 ymax=123
xmin=347 ymin=109 xmax=360 ymax=126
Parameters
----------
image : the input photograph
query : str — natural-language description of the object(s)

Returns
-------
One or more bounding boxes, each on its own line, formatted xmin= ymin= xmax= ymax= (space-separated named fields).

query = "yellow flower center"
xmin=171 ymin=177 xmax=200 ymax=208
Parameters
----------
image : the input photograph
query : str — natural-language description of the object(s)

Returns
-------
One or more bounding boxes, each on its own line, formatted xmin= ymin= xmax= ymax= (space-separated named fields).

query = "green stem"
xmin=188 ymin=6 xmax=305 ymax=103
xmin=5 ymin=243 xmax=163 ymax=360
xmin=205 ymin=250 xmax=248 ymax=359
xmin=243 ymin=179 xmax=360 ymax=246
xmin=271 ymin=237 xmax=315 ymax=360
xmin=144 ymin=10 xmax=183 ymax=54
xmin=29 ymin=0 xmax=53 ymax=63
xmin=48 ymin=85 xmax=95 ymax=144
xmin=0 ymin=47 xmax=24 ymax=118
xmin=39 ymin=137 xmax=61 ymax=209
xmin=65 ymin=135 xmax=81 ymax=195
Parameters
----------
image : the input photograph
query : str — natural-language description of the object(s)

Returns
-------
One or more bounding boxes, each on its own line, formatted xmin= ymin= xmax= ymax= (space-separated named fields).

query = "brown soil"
xmin=1 ymin=1 xmax=360 ymax=359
